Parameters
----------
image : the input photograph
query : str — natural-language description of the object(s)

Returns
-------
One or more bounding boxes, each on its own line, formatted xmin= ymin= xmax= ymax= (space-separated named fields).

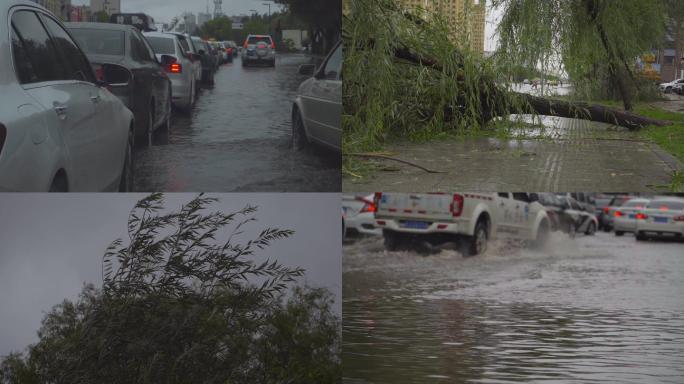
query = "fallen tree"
xmin=342 ymin=0 xmax=672 ymax=153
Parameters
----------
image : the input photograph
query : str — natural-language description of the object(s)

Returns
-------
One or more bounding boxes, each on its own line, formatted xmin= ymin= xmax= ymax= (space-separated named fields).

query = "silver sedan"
xmin=292 ymin=41 xmax=341 ymax=152
xmin=0 ymin=0 xmax=134 ymax=191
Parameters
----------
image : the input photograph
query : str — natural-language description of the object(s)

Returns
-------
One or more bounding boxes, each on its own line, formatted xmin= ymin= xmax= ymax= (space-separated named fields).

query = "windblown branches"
xmin=102 ymin=193 xmax=303 ymax=300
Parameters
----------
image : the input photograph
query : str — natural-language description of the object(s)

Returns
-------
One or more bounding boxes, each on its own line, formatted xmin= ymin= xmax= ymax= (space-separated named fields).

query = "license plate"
xmin=654 ymin=217 xmax=669 ymax=223
xmin=402 ymin=220 xmax=429 ymax=229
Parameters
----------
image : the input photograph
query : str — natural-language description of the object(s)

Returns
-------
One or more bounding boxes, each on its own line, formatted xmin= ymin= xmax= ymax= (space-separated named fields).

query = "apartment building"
xmin=90 ymin=0 xmax=121 ymax=15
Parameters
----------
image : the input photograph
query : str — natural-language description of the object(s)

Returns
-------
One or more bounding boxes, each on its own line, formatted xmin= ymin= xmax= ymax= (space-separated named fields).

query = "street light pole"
xmin=263 ymin=2 xmax=271 ymax=18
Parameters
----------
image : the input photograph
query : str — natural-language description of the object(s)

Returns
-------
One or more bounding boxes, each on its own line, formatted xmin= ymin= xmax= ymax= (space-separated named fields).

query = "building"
xmin=90 ymin=0 xmax=121 ymax=15
xmin=399 ymin=0 xmax=486 ymax=55
xmin=31 ymin=0 xmax=60 ymax=16
xmin=654 ymin=25 xmax=684 ymax=82
xmin=70 ymin=5 xmax=91 ymax=22
xmin=197 ymin=12 xmax=212 ymax=27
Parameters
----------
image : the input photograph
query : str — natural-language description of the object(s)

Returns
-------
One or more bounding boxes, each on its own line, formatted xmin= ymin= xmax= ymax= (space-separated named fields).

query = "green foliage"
xmin=0 ymin=194 xmax=341 ymax=384
xmin=199 ymin=16 xmax=233 ymax=41
xmin=343 ymin=0 xmax=519 ymax=154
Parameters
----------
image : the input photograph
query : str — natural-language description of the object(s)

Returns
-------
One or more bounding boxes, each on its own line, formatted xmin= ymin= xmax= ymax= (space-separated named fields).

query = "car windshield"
xmin=595 ymin=198 xmax=611 ymax=208
xmin=247 ymin=36 xmax=271 ymax=45
xmin=647 ymin=200 xmax=684 ymax=210
xmin=146 ymin=36 xmax=175 ymax=54
xmin=70 ymin=29 xmax=125 ymax=56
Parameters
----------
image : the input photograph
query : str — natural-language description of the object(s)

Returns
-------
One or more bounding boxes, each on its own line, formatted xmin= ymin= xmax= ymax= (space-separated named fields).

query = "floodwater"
xmin=133 ymin=53 xmax=340 ymax=192
xmin=343 ymin=233 xmax=684 ymax=383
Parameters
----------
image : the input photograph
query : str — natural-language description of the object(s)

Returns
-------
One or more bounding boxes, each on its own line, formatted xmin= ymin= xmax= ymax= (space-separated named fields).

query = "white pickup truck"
xmin=374 ymin=192 xmax=550 ymax=256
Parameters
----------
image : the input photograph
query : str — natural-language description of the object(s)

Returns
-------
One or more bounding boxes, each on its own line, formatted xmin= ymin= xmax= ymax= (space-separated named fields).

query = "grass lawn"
xmin=632 ymin=104 xmax=684 ymax=164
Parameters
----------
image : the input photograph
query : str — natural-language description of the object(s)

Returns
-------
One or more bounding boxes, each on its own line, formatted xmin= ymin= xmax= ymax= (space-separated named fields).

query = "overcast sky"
xmin=71 ymin=0 xmax=286 ymax=24
xmin=0 ymin=193 xmax=341 ymax=357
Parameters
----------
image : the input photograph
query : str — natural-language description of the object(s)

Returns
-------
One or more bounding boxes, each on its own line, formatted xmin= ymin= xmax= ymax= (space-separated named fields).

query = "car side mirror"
xmin=159 ymin=54 xmax=175 ymax=66
xmin=298 ymin=64 xmax=315 ymax=76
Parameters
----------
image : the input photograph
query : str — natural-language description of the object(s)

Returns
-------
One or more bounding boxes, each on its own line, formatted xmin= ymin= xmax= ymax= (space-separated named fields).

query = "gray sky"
xmin=0 ymin=193 xmax=341 ymax=357
xmin=71 ymin=0 xmax=286 ymax=24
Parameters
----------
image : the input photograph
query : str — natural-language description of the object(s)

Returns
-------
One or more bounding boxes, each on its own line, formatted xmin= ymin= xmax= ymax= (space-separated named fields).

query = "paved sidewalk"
xmin=344 ymin=116 xmax=682 ymax=192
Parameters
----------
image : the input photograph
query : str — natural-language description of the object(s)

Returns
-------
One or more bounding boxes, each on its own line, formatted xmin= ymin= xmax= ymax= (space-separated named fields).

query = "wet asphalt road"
xmin=133 ymin=53 xmax=340 ymax=192
xmin=343 ymin=233 xmax=684 ymax=383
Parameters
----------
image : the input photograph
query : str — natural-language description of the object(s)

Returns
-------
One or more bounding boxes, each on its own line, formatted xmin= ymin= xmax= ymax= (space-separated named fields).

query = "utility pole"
xmin=263 ymin=2 xmax=271 ymax=18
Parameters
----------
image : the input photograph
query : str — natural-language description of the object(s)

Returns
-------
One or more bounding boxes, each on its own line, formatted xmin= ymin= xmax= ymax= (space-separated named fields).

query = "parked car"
xmin=1 ymin=1 xmax=134 ymax=191
xmin=532 ymin=193 xmax=564 ymax=232
xmin=342 ymin=194 xmax=382 ymax=237
xmin=593 ymin=195 xmax=613 ymax=230
xmin=613 ymin=198 xmax=651 ymax=236
xmin=168 ymin=32 xmax=202 ymax=92
xmin=191 ymin=36 xmax=217 ymax=85
xmin=143 ymin=32 xmax=197 ymax=112
xmin=292 ymin=41 xmax=342 ymax=152
xmin=219 ymin=41 xmax=234 ymax=63
xmin=635 ymin=198 xmax=684 ymax=241
xmin=374 ymin=192 xmax=550 ymax=256
xmin=659 ymin=78 xmax=684 ymax=93
xmin=556 ymin=196 xmax=598 ymax=237
xmin=673 ymin=83 xmax=684 ymax=96
xmin=66 ymin=22 xmax=172 ymax=147
xmin=241 ymin=34 xmax=276 ymax=67
xmin=602 ymin=195 xmax=633 ymax=231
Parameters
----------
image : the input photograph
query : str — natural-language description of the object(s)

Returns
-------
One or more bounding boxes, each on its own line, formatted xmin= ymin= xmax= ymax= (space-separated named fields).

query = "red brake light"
xmin=169 ymin=63 xmax=182 ymax=73
xmin=358 ymin=197 xmax=376 ymax=213
xmin=271 ymin=41 xmax=276 ymax=49
xmin=0 ymin=123 xmax=7 ymax=156
xmin=659 ymin=206 xmax=669 ymax=211
xmin=603 ymin=207 xmax=610 ymax=214
xmin=614 ymin=211 xmax=623 ymax=217
xmin=635 ymin=213 xmax=648 ymax=220
xmin=450 ymin=194 xmax=464 ymax=217
xmin=674 ymin=215 xmax=684 ymax=222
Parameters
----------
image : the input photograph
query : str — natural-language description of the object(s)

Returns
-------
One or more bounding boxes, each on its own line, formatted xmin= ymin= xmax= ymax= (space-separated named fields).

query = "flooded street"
xmin=133 ymin=53 xmax=340 ymax=192
xmin=343 ymin=233 xmax=684 ymax=383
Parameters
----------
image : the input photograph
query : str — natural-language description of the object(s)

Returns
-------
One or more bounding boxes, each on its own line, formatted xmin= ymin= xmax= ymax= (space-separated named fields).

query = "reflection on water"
xmin=343 ymin=235 xmax=684 ymax=383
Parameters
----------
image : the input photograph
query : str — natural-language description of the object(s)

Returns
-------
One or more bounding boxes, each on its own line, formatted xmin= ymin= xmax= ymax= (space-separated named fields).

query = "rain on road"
xmin=133 ymin=53 xmax=340 ymax=192
xmin=343 ymin=232 xmax=684 ymax=383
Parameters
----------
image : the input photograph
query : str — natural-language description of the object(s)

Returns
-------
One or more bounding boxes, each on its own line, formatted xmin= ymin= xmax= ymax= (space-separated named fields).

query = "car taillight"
xmin=169 ymin=63 xmax=182 ymax=73
xmin=373 ymin=192 xmax=383 ymax=210
xmin=358 ymin=198 xmax=376 ymax=214
xmin=674 ymin=215 xmax=684 ymax=222
xmin=614 ymin=211 xmax=623 ymax=217
xmin=0 ymin=123 xmax=6 ymax=156
xmin=450 ymin=194 xmax=464 ymax=217
xmin=635 ymin=213 xmax=648 ymax=220
xmin=659 ymin=206 xmax=670 ymax=211
xmin=271 ymin=41 xmax=276 ymax=49
xmin=603 ymin=207 xmax=610 ymax=214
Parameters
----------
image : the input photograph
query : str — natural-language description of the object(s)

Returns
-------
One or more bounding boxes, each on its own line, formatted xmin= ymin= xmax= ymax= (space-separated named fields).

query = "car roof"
xmin=143 ymin=31 xmax=177 ymax=39
xmin=64 ymin=22 xmax=134 ymax=32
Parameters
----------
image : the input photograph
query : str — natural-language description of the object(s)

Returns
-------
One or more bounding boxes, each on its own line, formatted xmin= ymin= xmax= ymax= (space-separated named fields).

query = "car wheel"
xmin=460 ymin=218 xmax=488 ymax=256
xmin=585 ymin=221 xmax=596 ymax=235
xmin=383 ymin=230 xmax=402 ymax=251
xmin=292 ymin=110 xmax=309 ymax=150
xmin=118 ymin=130 xmax=134 ymax=192
xmin=635 ymin=231 xmax=648 ymax=241
xmin=615 ymin=231 xmax=624 ymax=236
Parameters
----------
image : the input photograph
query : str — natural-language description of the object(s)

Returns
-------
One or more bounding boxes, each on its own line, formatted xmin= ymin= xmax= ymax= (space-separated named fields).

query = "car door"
xmin=302 ymin=42 xmax=342 ymax=149
xmin=129 ymin=30 xmax=156 ymax=128
xmin=494 ymin=193 xmax=515 ymax=237
xmin=137 ymin=30 xmax=169 ymax=128
xmin=39 ymin=14 xmax=124 ymax=190
xmin=10 ymin=9 xmax=100 ymax=191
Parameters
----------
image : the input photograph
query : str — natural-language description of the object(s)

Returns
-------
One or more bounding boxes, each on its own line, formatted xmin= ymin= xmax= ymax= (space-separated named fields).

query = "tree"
xmin=494 ymin=0 xmax=668 ymax=111
xmin=342 ymin=0 xmax=671 ymax=153
xmin=275 ymin=0 xmax=341 ymax=54
xmin=0 ymin=194 xmax=341 ymax=384
xmin=199 ymin=16 xmax=233 ymax=41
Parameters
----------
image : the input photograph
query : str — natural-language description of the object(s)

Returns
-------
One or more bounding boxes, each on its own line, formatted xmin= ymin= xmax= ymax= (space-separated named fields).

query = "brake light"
xmin=450 ymin=194 xmax=464 ymax=217
xmin=358 ymin=198 xmax=376 ymax=213
xmin=0 ymin=123 xmax=6 ymax=156
xmin=376 ymin=220 xmax=386 ymax=226
xmin=603 ymin=207 xmax=610 ymax=214
xmin=169 ymin=63 xmax=182 ymax=73
xmin=659 ymin=206 xmax=669 ymax=211
xmin=614 ymin=211 xmax=623 ymax=217
xmin=271 ymin=41 xmax=276 ymax=49
xmin=635 ymin=213 xmax=648 ymax=220
xmin=674 ymin=215 xmax=684 ymax=222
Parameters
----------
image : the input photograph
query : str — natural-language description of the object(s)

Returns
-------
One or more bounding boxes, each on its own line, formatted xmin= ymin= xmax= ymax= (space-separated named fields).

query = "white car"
xmin=635 ymin=198 xmax=684 ymax=241
xmin=0 ymin=0 xmax=134 ymax=191
xmin=342 ymin=194 xmax=382 ymax=236
xmin=144 ymin=31 xmax=197 ymax=112
xmin=292 ymin=41 xmax=341 ymax=151
xmin=241 ymin=34 xmax=276 ymax=67
xmin=613 ymin=198 xmax=650 ymax=236
xmin=374 ymin=192 xmax=550 ymax=256
xmin=659 ymin=78 xmax=684 ymax=93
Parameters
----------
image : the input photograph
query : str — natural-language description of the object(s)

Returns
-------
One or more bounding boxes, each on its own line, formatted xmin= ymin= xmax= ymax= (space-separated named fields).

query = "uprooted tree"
xmin=0 ymin=193 xmax=341 ymax=384
xmin=343 ymin=0 xmax=672 ymax=153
